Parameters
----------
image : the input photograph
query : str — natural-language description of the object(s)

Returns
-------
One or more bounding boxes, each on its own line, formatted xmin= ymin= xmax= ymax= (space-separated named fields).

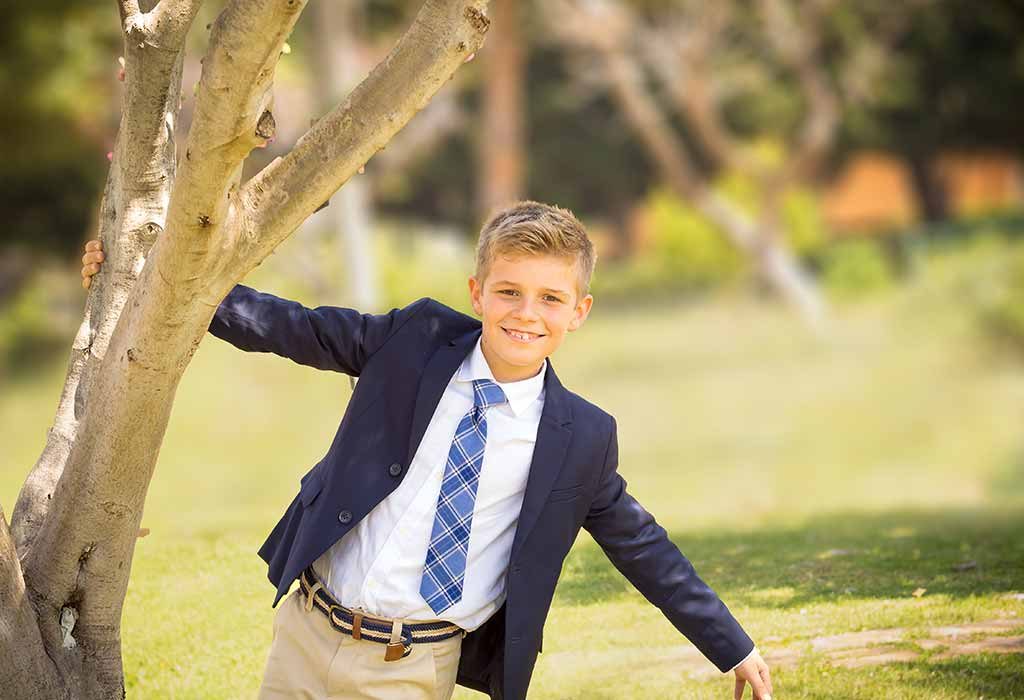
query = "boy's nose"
xmin=512 ymin=297 xmax=541 ymax=321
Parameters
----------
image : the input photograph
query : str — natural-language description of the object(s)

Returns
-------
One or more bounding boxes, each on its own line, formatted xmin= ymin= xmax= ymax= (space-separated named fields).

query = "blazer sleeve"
xmin=207 ymin=283 xmax=427 ymax=375
xmin=582 ymin=417 xmax=755 ymax=673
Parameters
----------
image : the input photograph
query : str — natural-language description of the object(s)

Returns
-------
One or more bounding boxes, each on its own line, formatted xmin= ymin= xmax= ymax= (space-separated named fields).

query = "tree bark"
xmin=1 ymin=1 xmax=489 ymax=697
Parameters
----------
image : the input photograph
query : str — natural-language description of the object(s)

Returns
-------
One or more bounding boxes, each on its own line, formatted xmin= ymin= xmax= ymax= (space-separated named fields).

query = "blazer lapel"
xmin=511 ymin=361 xmax=574 ymax=559
xmin=405 ymin=328 xmax=481 ymax=468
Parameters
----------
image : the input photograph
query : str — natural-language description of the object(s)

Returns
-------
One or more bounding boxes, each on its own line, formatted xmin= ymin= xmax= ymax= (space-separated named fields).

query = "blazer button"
xmin=388 ymin=462 xmax=403 ymax=477
xmin=338 ymin=510 xmax=353 ymax=524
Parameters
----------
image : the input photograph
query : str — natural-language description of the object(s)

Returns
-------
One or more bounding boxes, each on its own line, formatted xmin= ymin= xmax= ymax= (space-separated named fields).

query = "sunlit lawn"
xmin=2 ymin=241 xmax=1023 ymax=698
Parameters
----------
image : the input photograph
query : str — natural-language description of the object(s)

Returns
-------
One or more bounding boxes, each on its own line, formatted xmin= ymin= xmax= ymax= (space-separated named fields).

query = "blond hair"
xmin=475 ymin=200 xmax=596 ymax=299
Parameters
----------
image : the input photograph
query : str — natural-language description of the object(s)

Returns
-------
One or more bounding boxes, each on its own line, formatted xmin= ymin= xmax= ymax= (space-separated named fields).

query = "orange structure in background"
xmin=821 ymin=151 xmax=1024 ymax=234
xmin=934 ymin=153 xmax=1024 ymax=218
xmin=821 ymin=152 xmax=918 ymax=232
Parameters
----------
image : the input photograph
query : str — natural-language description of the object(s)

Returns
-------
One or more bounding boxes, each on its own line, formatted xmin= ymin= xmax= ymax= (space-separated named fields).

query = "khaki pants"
xmin=257 ymin=590 xmax=463 ymax=700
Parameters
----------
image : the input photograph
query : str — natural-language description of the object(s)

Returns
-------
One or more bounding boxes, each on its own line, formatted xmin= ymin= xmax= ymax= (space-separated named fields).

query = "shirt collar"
xmin=456 ymin=335 xmax=546 ymax=417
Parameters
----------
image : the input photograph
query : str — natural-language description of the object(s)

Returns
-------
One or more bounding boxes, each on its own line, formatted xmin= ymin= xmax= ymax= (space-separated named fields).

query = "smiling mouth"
xmin=502 ymin=327 xmax=545 ymax=343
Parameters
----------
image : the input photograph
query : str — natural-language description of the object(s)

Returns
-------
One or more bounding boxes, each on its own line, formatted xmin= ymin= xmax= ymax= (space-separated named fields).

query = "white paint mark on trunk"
xmin=60 ymin=606 xmax=78 ymax=649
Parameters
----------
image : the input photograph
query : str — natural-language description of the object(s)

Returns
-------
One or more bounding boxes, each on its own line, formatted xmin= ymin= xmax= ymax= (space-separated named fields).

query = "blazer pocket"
xmin=299 ymin=466 xmax=326 ymax=507
xmin=547 ymin=484 xmax=584 ymax=504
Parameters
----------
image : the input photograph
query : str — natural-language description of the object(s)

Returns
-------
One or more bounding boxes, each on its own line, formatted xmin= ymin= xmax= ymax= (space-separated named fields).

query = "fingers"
xmin=750 ymin=670 xmax=771 ymax=700
xmin=82 ymin=241 xmax=101 ymax=290
xmin=736 ymin=660 xmax=772 ymax=700
xmin=760 ymin=663 xmax=773 ymax=698
xmin=81 ymin=241 xmax=104 ymax=285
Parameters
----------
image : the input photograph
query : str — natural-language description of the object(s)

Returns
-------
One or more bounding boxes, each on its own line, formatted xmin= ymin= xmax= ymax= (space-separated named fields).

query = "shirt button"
xmin=338 ymin=510 xmax=353 ymax=524
xmin=388 ymin=462 xmax=403 ymax=477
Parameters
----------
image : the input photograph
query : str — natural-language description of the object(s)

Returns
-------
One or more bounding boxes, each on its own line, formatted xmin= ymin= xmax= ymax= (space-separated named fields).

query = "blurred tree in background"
xmin=4 ymin=0 xmax=1024 ymax=364
xmin=839 ymin=0 xmax=1024 ymax=222
xmin=7 ymin=0 xmax=1024 ymax=267
xmin=0 ymin=2 xmax=119 ymax=298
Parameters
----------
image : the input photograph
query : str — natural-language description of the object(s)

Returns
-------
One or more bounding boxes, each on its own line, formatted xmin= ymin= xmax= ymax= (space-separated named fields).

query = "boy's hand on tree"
xmin=733 ymin=649 xmax=772 ymax=700
xmin=81 ymin=239 xmax=104 ymax=289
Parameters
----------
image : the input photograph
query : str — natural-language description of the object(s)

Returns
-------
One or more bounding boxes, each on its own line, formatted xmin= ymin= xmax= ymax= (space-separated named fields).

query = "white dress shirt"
xmin=313 ymin=336 xmax=546 ymax=631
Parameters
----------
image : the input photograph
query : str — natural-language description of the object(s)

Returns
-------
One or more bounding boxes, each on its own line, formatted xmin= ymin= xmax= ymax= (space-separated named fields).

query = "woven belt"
xmin=298 ymin=565 xmax=464 ymax=662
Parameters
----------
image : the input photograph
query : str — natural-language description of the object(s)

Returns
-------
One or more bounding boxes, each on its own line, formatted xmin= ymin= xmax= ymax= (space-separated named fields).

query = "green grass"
xmin=2 ymin=241 xmax=1023 ymax=698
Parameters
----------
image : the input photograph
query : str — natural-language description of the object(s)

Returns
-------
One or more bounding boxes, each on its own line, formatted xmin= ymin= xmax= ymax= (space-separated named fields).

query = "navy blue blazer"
xmin=208 ymin=284 xmax=754 ymax=700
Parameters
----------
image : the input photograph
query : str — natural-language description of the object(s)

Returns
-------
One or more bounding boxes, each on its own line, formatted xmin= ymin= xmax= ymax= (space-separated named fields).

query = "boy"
xmin=81 ymin=201 xmax=772 ymax=700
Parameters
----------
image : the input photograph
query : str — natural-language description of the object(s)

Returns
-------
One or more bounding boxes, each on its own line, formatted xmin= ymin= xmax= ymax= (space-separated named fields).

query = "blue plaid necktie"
xmin=419 ymin=378 xmax=507 ymax=615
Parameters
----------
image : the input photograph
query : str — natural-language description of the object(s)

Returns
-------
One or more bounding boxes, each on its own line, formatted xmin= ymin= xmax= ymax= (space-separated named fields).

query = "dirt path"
xmin=715 ymin=618 xmax=1024 ymax=678
xmin=543 ymin=618 xmax=1024 ymax=679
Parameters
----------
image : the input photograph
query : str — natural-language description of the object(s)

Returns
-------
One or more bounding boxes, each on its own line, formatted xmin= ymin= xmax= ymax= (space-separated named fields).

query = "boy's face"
xmin=468 ymin=253 xmax=593 ymax=383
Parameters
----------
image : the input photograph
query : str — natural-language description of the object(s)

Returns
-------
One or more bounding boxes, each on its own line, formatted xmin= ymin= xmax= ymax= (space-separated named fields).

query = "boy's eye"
xmin=496 ymin=289 xmax=563 ymax=302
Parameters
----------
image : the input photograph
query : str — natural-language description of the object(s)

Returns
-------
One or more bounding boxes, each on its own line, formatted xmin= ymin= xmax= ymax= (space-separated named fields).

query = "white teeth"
xmin=505 ymin=329 xmax=539 ymax=341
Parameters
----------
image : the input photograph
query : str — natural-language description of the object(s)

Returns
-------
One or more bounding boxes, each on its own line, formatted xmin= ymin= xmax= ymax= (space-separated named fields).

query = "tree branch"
xmin=153 ymin=0 xmax=307 ymax=300
xmin=543 ymin=0 xmax=826 ymax=324
xmin=635 ymin=8 xmax=770 ymax=179
xmin=233 ymin=0 xmax=491 ymax=274
xmin=542 ymin=0 xmax=702 ymax=196
xmin=756 ymin=0 xmax=839 ymax=182
xmin=374 ymin=88 xmax=466 ymax=174
xmin=147 ymin=0 xmax=205 ymax=47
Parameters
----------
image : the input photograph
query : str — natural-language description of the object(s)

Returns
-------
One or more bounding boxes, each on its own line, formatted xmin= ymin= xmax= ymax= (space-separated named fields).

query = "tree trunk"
xmin=907 ymin=151 xmax=950 ymax=225
xmin=478 ymin=0 xmax=525 ymax=219
xmin=0 ymin=1 xmax=490 ymax=697
xmin=601 ymin=43 xmax=827 ymax=326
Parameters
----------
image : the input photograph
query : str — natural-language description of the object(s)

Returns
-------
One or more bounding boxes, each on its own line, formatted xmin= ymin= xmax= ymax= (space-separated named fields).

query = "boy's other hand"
xmin=81 ymin=239 xmax=104 ymax=290
xmin=733 ymin=649 xmax=773 ymax=700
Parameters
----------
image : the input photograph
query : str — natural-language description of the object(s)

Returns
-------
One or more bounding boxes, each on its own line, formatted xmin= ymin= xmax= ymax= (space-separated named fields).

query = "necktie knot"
xmin=472 ymin=379 xmax=507 ymax=411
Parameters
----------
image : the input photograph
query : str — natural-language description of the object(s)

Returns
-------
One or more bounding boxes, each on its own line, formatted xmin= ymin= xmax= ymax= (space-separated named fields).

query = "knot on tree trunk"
xmin=255 ymin=110 xmax=276 ymax=141
xmin=464 ymin=6 xmax=491 ymax=33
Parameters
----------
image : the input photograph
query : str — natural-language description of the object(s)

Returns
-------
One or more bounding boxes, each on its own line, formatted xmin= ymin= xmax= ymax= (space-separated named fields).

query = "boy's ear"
xmin=468 ymin=276 xmax=483 ymax=316
xmin=568 ymin=293 xmax=594 ymax=332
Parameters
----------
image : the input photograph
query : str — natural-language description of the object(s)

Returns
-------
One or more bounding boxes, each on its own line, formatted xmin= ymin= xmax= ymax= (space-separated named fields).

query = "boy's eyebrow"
xmin=491 ymin=280 xmax=572 ymax=296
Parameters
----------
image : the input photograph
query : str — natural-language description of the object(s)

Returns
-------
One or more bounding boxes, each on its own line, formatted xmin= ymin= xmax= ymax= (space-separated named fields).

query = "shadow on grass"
xmin=555 ymin=505 xmax=1024 ymax=609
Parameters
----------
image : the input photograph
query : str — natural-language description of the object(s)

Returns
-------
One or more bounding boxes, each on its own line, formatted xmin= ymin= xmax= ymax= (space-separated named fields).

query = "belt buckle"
xmin=384 ymin=618 xmax=408 ymax=662
xmin=384 ymin=641 xmax=405 ymax=662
